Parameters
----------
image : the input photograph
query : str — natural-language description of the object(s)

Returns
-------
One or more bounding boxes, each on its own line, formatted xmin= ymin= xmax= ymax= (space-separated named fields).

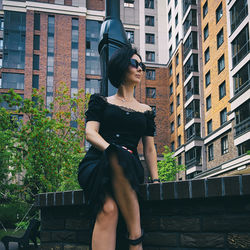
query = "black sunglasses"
xmin=130 ymin=59 xmax=146 ymax=71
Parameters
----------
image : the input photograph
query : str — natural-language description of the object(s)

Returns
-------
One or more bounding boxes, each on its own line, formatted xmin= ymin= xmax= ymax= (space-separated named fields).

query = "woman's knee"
xmin=97 ymin=197 xmax=118 ymax=223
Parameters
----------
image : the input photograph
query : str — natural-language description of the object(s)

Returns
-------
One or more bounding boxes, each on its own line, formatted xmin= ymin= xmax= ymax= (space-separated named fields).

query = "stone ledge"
xmin=35 ymin=174 xmax=250 ymax=207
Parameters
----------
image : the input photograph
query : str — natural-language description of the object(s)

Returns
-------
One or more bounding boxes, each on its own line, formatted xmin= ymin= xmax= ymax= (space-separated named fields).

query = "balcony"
xmin=235 ymin=117 xmax=250 ymax=138
xmin=185 ymin=76 xmax=199 ymax=101
xmin=185 ymin=146 xmax=202 ymax=169
xmin=186 ymin=123 xmax=201 ymax=142
xmin=230 ymin=0 xmax=248 ymax=34
xmin=183 ymin=32 xmax=198 ymax=59
xmin=183 ymin=9 xmax=197 ymax=34
xmin=185 ymin=99 xmax=200 ymax=124
xmin=183 ymin=0 xmax=197 ymax=17
xmin=234 ymin=62 xmax=250 ymax=95
xmin=232 ymin=40 xmax=250 ymax=68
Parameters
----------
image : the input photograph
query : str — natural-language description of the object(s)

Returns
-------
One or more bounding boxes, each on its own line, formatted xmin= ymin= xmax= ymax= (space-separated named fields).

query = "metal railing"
xmin=184 ymin=64 xmax=198 ymax=80
xmin=183 ymin=0 xmax=197 ymax=17
xmin=185 ymin=158 xmax=202 ymax=169
xmin=232 ymin=40 xmax=250 ymax=68
xmin=185 ymin=111 xmax=200 ymax=123
xmin=234 ymin=79 xmax=250 ymax=95
xmin=234 ymin=117 xmax=250 ymax=138
xmin=231 ymin=5 xmax=248 ymax=34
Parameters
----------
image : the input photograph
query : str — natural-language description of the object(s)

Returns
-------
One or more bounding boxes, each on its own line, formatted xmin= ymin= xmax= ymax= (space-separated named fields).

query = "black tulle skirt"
xmin=78 ymin=143 xmax=144 ymax=218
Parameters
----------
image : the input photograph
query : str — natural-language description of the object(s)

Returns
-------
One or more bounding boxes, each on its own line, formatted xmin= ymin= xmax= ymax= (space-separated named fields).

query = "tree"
xmin=0 ymin=82 xmax=89 ymax=201
xmin=157 ymin=146 xmax=186 ymax=182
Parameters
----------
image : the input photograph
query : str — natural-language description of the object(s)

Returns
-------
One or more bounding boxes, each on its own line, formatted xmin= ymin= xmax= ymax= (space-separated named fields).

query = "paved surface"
xmin=0 ymin=241 xmax=40 ymax=250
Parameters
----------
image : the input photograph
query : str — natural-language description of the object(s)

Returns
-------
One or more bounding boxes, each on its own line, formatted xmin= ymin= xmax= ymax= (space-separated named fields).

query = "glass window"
xmin=176 ymin=33 xmax=179 ymax=47
xmin=207 ymin=119 xmax=212 ymax=134
xmin=206 ymin=95 xmax=211 ymax=111
xmin=33 ymin=54 xmax=39 ymax=70
xmin=0 ymin=58 xmax=2 ymax=68
xmin=204 ymin=47 xmax=210 ymax=63
xmin=1 ymin=73 xmax=24 ymax=90
xmin=168 ymin=9 xmax=171 ymax=22
xmin=183 ymin=31 xmax=198 ymax=59
xmin=203 ymin=1 xmax=208 ymax=18
xmin=0 ymin=17 xmax=4 ymax=30
xmin=169 ymin=46 xmax=172 ymax=57
xmin=233 ymin=62 xmax=250 ymax=94
xmin=219 ymin=81 xmax=226 ymax=99
xmin=204 ymin=24 xmax=209 ymax=40
xmin=177 ymin=94 xmax=180 ymax=106
xmin=150 ymin=105 xmax=156 ymax=115
xmin=178 ymin=155 xmax=182 ymax=165
xmin=171 ymin=141 xmax=175 ymax=152
xmin=32 ymin=75 xmax=39 ymax=89
xmin=178 ymin=135 xmax=181 ymax=147
xmin=145 ymin=16 xmax=154 ymax=26
xmin=221 ymin=135 xmax=229 ymax=155
xmin=33 ymin=35 xmax=40 ymax=50
xmin=205 ymin=71 xmax=210 ymax=87
xmin=169 ymin=27 xmax=172 ymax=40
xmin=185 ymin=99 xmax=200 ymax=123
xmin=146 ymin=51 xmax=155 ymax=62
xmin=216 ymin=2 xmax=223 ymax=23
xmin=186 ymin=123 xmax=200 ymax=141
xmin=145 ymin=0 xmax=154 ymax=9
xmin=175 ymin=14 xmax=178 ymax=27
xmin=237 ymin=140 xmax=250 ymax=156
xmin=176 ymin=54 xmax=179 ymax=66
xmin=171 ymin=122 xmax=174 ymax=133
xmin=34 ymin=13 xmax=40 ymax=30
xmin=217 ymin=28 xmax=224 ymax=48
xmin=170 ymin=83 xmax=173 ymax=95
xmin=169 ymin=64 xmax=172 ymax=75
xmin=183 ymin=9 xmax=197 ymax=34
xmin=146 ymin=69 xmax=155 ymax=80
xmin=177 ymin=114 xmax=181 ymax=126
xmin=0 ymin=39 xmax=3 ymax=50
xmin=218 ymin=54 xmax=225 ymax=73
xmin=184 ymin=54 xmax=198 ymax=80
xmin=220 ymin=108 xmax=227 ymax=125
xmin=126 ymin=30 xmax=134 ymax=43
xmin=176 ymin=73 xmax=179 ymax=85
xmin=145 ymin=33 xmax=155 ymax=44
xmin=146 ymin=87 xmax=156 ymax=98
xmin=208 ymin=144 xmax=214 ymax=161
xmin=170 ymin=102 xmax=174 ymax=114
xmin=85 ymin=79 xmax=101 ymax=94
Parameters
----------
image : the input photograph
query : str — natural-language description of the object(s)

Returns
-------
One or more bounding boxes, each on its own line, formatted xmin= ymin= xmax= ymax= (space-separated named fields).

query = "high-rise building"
xmin=0 ymin=0 xmax=249 ymax=180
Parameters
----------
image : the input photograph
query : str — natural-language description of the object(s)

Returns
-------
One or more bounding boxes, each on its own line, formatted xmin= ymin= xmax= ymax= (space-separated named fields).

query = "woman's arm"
xmin=142 ymin=136 xmax=159 ymax=182
xmin=85 ymin=121 xmax=110 ymax=152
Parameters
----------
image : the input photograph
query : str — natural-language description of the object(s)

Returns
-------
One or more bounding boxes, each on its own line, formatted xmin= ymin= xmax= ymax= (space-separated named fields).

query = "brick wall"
xmin=36 ymin=174 xmax=250 ymax=249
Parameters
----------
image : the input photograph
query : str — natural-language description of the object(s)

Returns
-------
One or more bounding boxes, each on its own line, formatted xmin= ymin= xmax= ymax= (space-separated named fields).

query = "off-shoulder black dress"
xmin=78 ymin=94 xmax=156 ymax=217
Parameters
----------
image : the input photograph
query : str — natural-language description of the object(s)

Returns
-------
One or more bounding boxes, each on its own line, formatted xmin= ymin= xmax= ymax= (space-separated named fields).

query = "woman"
xmin=78 ymin=45 xmax=159 ymax=250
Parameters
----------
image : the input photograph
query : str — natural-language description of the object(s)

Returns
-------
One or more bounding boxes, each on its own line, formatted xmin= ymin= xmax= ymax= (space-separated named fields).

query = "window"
xmin=175 ymin=14 xmax=178 ymax=27
xmin=176 ymin=54 xmax=179 ymax=66
xmin=32 ymin=75 xmax=39 ymax=89
xmin=219 ymin=81 xmax=226 ymax=99
xmin=183 ymin=9 xmax=197 ymax=34
xmin=169 ymin=46 xmax=173 ymax=57
xmin=145 ymin=33 xmax=155 ymax=44
xmin=178 ymin=135 xmax=181 ymax=147
xmin=204 ymin=47 xmax=210 ymax=63
xmin=203 ymin=1 xmax=208 ymax=18
xmin=204 ymin=24 xmax=209 ymax=40
xmin=124 ymin=0 xmax=134 ymax=7
xmin=237 ymin=140 xmax=250 ymax=156
xmin=208 ymin=144 xmax=214 ymax=161
xmin=178 ymin=155 xmax=182 ymax=165
xmin=176 ymin=33 xmax=179 ymax=47
xmin=145 ymin=16 xmax=154 ymax=26
xmin=170 ymin=83 xmax=173 ymax=95
xmin=218 ymin=54 xmax=225 ymax=73
xmin=177 ymin=114 xmax=181 ymax=127
xmin=169 ymin=27 xmax=172 ymax=40
xmin=176 ymin=73 xmax=179 ymax=85
xmin=185 ymin=99 xmax=200 ymax=123
xmin=146 ymin=87 xmax=156 ymax=98
xmin=33 ymin=35 xmax=40 ymax=50
xmin=217 ymin=28 xmax=224 ymax=48
xmin=220 ymin=108 xmax=227 ymax=125
xmin=0 ymin=17 xmax=4 ymax=30
xmin=0 ymin=39 xmax=3 ymax=50
xmin=206 ymin=95 xmax=211 ymax=111
xmin=150 ymin=106 xmax=156 ymax=115
xmin=233 ymin=62 xmax=250 ymax=94
xmin=1 ymin=73 xmax=24 ymax=90
xmin=0 ymin=58 xmax=2 ymax=68
xmin=34 ymin=13 xmax=40 ymax=30
xmin=170 ymin=102 xmax=174 ymax=114
xmin=185 ymin=76 xmax=199 ymax=100
xmin=175 ymin=0 xmax=178 ymax=7
xmin=146 ymin=69 xmax=155 ymax=80
xmin=33 ymin=54 xmax=39 ymax=70
xmin=184 ymin=54 xmax=198 ymax=80
xmin=145 ymin=0 xmax=154 ymax=8
xmin=126 ymin=30 xmax=134 ymax=43
xmin=221 ymin=135 xmax=229 ymax=155
xmin=171 ymin=141 xmax=175 ymax=152
xmin=216 ymin=3 xmax=223 ymax=23
xmin=207 ymin=119 xmax=212 ymax=134
xmin=205 ymin=71 xmax=210 ymax=87
xmin=171 ymin=122 xmax=174 ymax=133
xmin=186 ymin=123 xmax=200 ymax=141
xmin=85 ymin=79 xmax=101 ymax=94
xmin=169 ymin=64 xmax=173 ymax=76
xmin=184 ymin=31 xmax=198 ymax=59
xmin=146 ymin=51 xmax=155 ymax=62
xmin=168 ymin=9 xmax=172 ymax=22
xmin=177 ymin=94 xmax=180 ymax=106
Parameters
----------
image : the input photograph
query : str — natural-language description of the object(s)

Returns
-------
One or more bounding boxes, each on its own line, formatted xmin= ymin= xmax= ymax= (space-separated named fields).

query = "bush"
xmin=0 ymin=201 xmax=31 ymax=229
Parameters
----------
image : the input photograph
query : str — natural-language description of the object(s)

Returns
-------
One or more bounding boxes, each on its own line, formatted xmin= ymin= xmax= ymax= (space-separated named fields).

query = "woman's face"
xmin=123 ymin=54 xmax=143 ymax=86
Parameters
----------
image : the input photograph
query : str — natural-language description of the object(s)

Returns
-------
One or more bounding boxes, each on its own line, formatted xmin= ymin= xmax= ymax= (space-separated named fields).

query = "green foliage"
xmin=157 ymin=146 xmax=186 ymax=182
xmin=0 ymin=82 xmax=89 ymax=202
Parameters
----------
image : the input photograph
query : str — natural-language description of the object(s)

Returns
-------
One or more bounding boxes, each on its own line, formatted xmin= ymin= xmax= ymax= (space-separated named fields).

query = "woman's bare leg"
xmin=109 ymin=152 xmax=143 ymax=250
xmin=92 ymin=195 xmax=118 ymax=250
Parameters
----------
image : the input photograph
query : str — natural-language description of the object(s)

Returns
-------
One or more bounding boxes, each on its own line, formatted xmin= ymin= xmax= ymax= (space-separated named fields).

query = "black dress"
xmin=78 ymin=93 xmax=156 ymax=217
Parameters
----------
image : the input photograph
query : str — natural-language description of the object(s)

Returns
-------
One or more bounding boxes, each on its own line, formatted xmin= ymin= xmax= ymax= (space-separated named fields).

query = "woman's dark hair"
xmin=108 ymin=45 xmax=142 ymax=88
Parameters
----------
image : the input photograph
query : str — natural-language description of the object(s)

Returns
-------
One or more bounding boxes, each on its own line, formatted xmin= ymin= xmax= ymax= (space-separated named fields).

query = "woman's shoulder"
xmin=138 ymin=103 xmax=152 ymax=113
xmin=89 ymin=93 xmax=107 ymax=103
